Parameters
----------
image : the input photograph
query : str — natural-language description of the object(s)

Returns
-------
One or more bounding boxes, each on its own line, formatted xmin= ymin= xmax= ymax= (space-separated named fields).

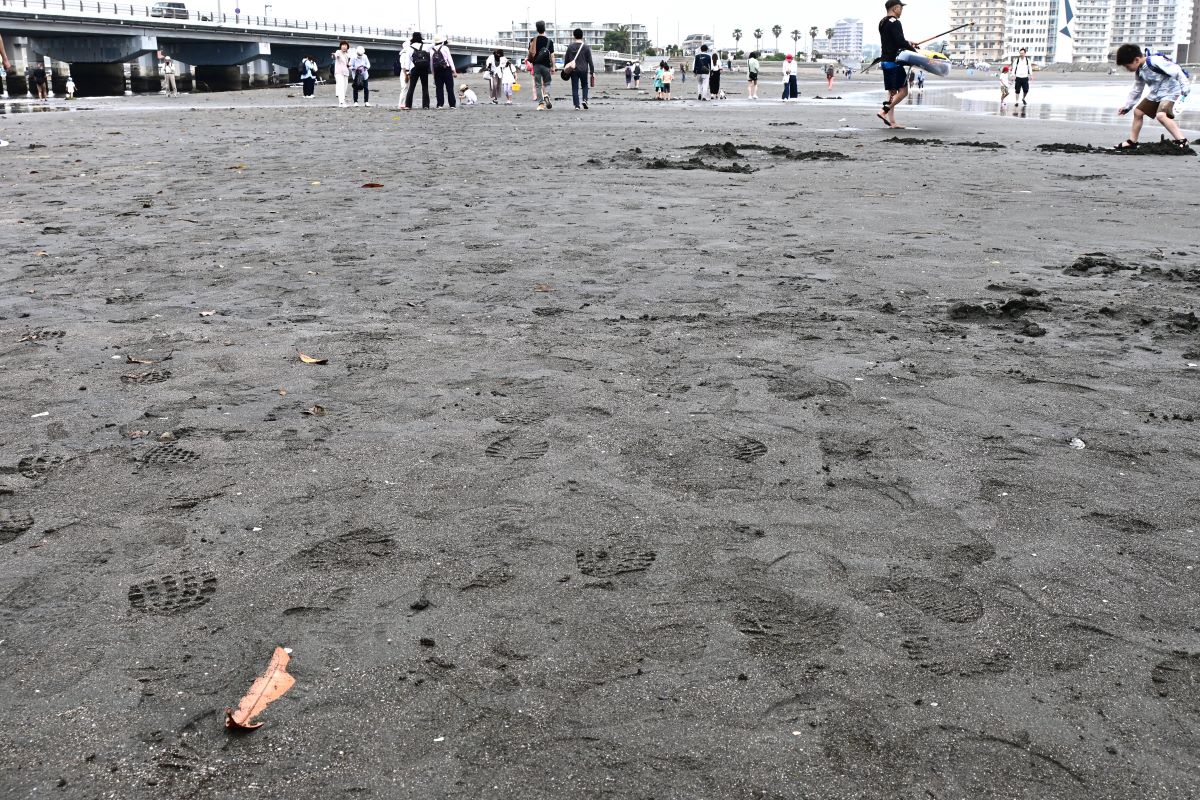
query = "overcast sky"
xmin=236 ymin=0 xmax=952 ymax=49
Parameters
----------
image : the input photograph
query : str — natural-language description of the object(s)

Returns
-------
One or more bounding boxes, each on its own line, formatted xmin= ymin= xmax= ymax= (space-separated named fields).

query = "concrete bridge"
xmin=0 ymin=1 xmax=634 ymax=96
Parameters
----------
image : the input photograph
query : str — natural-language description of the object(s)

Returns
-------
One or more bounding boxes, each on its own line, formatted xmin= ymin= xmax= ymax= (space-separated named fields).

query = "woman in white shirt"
xmin=485 ymin=49 xmax=513 ymax=104
xmin=331 ymin=40 xmax=352 ymax=107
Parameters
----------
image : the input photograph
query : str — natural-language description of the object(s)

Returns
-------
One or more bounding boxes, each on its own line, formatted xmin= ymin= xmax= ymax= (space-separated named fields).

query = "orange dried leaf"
xmin=532 ymin=283 xmax=554 ymax=292
xmin=225 ymin=646 xmax=295 ymax=730
xmin=361 ymin=182 xmax=385 ymax=188
xmin=298 ymin=352 xmax=328 ymax=365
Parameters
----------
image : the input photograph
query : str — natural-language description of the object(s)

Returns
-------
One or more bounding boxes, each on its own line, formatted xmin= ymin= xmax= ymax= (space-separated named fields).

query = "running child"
xmin=661 ymin=63 xmax=673 ymax=100
xmin=998 ymin=65 xmax=1011 ymax=108
xmin=1115 ymin=43 xmax=1191 ymax=150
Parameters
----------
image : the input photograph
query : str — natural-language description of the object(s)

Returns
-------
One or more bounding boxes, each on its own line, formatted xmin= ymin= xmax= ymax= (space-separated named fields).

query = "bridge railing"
xmin=0 ymin=0 xmax=506 ymax=46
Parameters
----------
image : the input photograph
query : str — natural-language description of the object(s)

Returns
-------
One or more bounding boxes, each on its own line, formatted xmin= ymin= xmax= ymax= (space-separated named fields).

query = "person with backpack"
xmin=431 ymin=34 xmax=458 ymax=109
xmin=693 ymin=44 xmax=712 ymax=101
xmin=562 ymin=28 xmax=595 ymax=110
xmin=625 ymin=63 xmax=633 ymax=88
xmin=1115 ymin=43 xmax=1191 ymax=150
xmin=350 ymin=46 xmax=371 ymax=106
xmin=527 ymin=20 xmax=555 ymax=110
xmin=300 ymin=55 xmax=319 ymax=98
xmin=1011 ymin=47 xmax=1032 ymax=105
xmin=826 ymin=64 xmax=835 ymax=91
xmin=331 ymin=40 xmax=352 ymax=108
xmin=709 ymin=54 xmax=724 ymax=99
xmin=633 ymin=63 xmax=641 ymax=89
xmin=402 ymin=32 xmax=431 ymax=110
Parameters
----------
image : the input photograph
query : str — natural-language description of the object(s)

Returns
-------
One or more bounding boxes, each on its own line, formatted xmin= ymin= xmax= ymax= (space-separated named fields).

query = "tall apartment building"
xmin=498 ymin=21 xmax=650 ymax=53
xmin=1109 ymin=0 xmax=1187 ymax=57
xmin=1071 ymin=0 xmax=1115 ymax=60
xmin=830 ymin=18 xmax=864 ymax=58
xmin=1003 ymin=0 xmax=1058 ymax=61
xmin=949 ymin=0 xmax=1008 ymax=61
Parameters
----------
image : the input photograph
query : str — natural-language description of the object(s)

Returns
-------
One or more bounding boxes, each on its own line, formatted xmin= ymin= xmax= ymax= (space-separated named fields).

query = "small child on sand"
xmin=458 ymin=84 xmax=478 ymax=105
xmin=998 ymin=65 xmax=1011 ymax=108
xmin=65 ymin=76 xmax=76 ymax=99
xmin=1115 ymin=43 xmax=1191 ymax=150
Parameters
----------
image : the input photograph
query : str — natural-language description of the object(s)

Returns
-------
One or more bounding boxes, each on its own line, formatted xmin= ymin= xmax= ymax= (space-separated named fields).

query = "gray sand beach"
xmin=1 ymin=70 xmax=1199 ymax=798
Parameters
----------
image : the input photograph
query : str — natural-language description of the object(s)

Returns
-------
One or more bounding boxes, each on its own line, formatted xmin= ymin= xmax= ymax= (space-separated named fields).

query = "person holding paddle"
xmin=877 ymin=0 xmax=917 ymax=129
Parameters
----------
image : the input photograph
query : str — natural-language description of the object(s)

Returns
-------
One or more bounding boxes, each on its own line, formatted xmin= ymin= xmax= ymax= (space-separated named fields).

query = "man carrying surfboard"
xmin=877 ymin=0 xmax=917 ymax=129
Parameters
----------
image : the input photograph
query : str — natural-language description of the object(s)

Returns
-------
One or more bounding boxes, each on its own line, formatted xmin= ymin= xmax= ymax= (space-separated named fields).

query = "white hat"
xmin=434 ymin=34 xmax=446 ymax=45
xmin=356 ymin=46 xmax=365 ymax=55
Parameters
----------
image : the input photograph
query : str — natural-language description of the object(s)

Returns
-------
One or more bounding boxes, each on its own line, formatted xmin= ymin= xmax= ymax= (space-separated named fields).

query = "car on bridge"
xmin=151 ymin=2 xmax=189 ymax=19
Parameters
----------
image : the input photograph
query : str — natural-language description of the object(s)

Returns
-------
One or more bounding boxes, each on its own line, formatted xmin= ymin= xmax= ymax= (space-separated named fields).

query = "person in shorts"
xmin=877 ymin=0 xmax=916 ymax=129
xmin=747 ymin=51 xmax=760 ymax=99
xmin=527 ymin=20 xmax=554 ymax=110
xmin=1115 ymin=43 xmax=1190 ymax=150
xmin=1011 ymin=47 xmax=1032 ymax=104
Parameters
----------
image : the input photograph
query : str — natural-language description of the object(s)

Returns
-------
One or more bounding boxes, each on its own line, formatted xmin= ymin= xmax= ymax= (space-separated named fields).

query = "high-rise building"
xmin=949 ymin=0 xmax=1008 ymax=61
xmin=830 ymin=18 xmax=864 ymax=59
xmin=1190 ymin=0 xmax=1200 ymax=59
xmin=1071 ymin=0 xmax=1115 ymax=61
xmin=497 ymin=21 xmax=649 ymax=54
xmin=1109 ymin=0 xmax=1184 ymax=57
xmin=1003 ymin=0 xmax=1057 ymax=62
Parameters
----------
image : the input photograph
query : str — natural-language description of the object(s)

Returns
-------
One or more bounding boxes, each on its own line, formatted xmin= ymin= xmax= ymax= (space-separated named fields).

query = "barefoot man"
xmin=877 ymin=0 xmax=916 ymax=129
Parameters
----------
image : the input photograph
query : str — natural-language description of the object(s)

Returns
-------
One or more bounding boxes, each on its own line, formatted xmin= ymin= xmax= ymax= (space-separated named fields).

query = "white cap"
xmin=356 ymin=46 xmax=365 ymax=55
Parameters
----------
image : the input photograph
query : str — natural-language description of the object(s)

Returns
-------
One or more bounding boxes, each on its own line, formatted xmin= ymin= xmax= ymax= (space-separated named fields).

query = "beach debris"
xmin=298 ymin=352 xmax=328 ymax=365
xmin=226 ymin=646 xmax=295 ymax=730
xmin=1069 ymin=438 xmax=1086 ymax=450
xmin=199 ymin=310 xmax=218 ymax=317
xmin=229 ymin=164 xmax=246 ymax=170
xmin=126 ymin=355 xmax=157 ymax=365
xmin=361 ymin=182 xmax=385 ymax=189
xmin=31 ymin=412 xmax=49 ymax=418
xmin=310 ymin=181 xmax=321 ymax=186
xmin=533 ymin=284 xmax=554 ymax=292
xmin=302 ymin=405 xmax=326 ymax=417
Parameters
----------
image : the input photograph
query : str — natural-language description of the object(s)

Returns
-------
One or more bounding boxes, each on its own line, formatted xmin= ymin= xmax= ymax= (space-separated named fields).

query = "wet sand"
xmin=1 ymin=71 xmax=1199 ymax=798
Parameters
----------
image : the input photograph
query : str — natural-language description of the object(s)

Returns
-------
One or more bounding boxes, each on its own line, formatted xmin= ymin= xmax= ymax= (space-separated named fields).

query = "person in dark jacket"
xmin=563 ymin=28 xmax=595 ymax=110
xmin=403 ymin=32 xmax=431 ymax=110
xmin=877 ymin=0 xmax=917 ymax=128
xmin=693 ymin=44 xmax=712 ymax=100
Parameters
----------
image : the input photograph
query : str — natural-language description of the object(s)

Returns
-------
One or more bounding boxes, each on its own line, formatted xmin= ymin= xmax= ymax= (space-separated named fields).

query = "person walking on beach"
xmin=432 ymin=35 xmax=458 ymax=109
xmin=781 ymin=54 xmax=798 ymax=100
xmin=527 ymin=20 xmax=554 ymax=110
xmin=680 ymin=62 xmax=687 ymax=85
xmin=402 ymin=32 xmax=431 ymax=109
xmin=1011 ymin=47 xmax=1032 ymax=105
xmin=877 ymin=0 xmax=917 ymax=129
xmin=633 ymin=63 xmax=642 ymax=89
xmin=300 ymin=55 xmax=319 ymax=98
xmin=625 ymin=63 xmax=633 ymax=88
xmin=998 ymin=65 xmax=1011 ymax=108
xmin=31 ymin=62 xmax=48 ymax=101
xmin=332 ymin=40 xmax=352 ymax=107
xmin=485 ymin=49 xmax=510 ymax=103
xmin=350 ymin=46 xmax=371 ymax=106
xmin=693 ymin=44 xmax=712 ymax=100
xmin=1114 ymin=43 xmax=1191 ymax=150
xmin=653 ymin=61 xmax=664 ymax=98
xmin=826 ymin=63 xmax=835 ymax=90
xmin=661 ymin=62 xmax=673 ymax=100
xmin=161 ymin=56 xmax=178 ymax=97
xmin=747 ymin=51 xmax=760 ymax=99
xmin=710 ymin=55 xmax=724 ymax=99
xmin=562 ymin=28 xmax=595 ymax=110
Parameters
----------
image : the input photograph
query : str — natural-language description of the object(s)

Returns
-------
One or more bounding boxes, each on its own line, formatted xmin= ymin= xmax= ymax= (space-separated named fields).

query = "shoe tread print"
xmin=128 ymin=569 xmax=218 ymax=616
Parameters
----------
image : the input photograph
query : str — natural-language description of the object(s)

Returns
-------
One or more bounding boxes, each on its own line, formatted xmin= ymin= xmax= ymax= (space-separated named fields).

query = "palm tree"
xmin=809 ymin=26 xmax=818 ymax=59
xmin=733 ymin=28 xmax=742 ymax=53
xmin=791 ymin=29 xmax=801 ymax=56
xmin=753 ymin=28 xmax=763 ymax=53
xmin=771 ymin=25 xmax=782 ymax=54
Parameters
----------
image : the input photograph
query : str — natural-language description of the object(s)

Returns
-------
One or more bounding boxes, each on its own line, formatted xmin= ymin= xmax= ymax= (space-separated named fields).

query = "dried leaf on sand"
xmin=225 ymin=646 xmax=296 ymax=730
xmin=361 ymin=183 xmax=385 ymax=188
xmin=298 ymin=352 xmax=328 ymax=365
xmin=303 ymin=405 xmax=326 ymax=417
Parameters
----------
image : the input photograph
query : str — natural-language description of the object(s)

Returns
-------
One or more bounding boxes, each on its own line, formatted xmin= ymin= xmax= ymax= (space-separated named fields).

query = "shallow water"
xmin=830 ymin=80 xmax=1159 ymax=126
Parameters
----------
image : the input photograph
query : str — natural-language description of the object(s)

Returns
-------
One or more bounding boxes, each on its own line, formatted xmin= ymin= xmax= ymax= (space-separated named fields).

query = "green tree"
xmin=753 ymin=28 xmax=763 ymax=53
xmin=771 ymin=25 xmax=782 ymax=53
xmin=604 ymin=26 xmax=630 ymax=53
xmin=791 ymin=29 xmax=800 ymax=55
xmin=733 ymin=28 xmax=742 ymax=52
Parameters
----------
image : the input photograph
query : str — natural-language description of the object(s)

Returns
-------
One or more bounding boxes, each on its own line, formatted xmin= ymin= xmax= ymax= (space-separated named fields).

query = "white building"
xmin=829 ymin=18 xmax=864 ymax=58
xmin=1109 ymin=0 xmax=1181 ymax=57
xmin=1071 ymin=0 xmax=1115 ymax=61
xmin=949 ymin=0 xmax=1008 ymax=62
xmin=498 ymin=21 xmax=650 ymax=54
xmin=1003 ymin=0 xmax=1057 ymax=62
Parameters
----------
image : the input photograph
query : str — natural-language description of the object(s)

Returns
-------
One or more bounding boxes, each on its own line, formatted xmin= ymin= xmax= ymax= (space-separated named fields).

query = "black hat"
xmin=885 ymin=0 xmax=906 ymax=8
xmin=411 ymin=31 xmax=423 ymax=43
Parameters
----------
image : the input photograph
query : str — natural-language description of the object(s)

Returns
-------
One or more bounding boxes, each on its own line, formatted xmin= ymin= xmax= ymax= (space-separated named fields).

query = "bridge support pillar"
xmin=28 ymin=35 xmax=157 ymax=64
xmin=194 ymin=65 xmax=243 ymax=92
